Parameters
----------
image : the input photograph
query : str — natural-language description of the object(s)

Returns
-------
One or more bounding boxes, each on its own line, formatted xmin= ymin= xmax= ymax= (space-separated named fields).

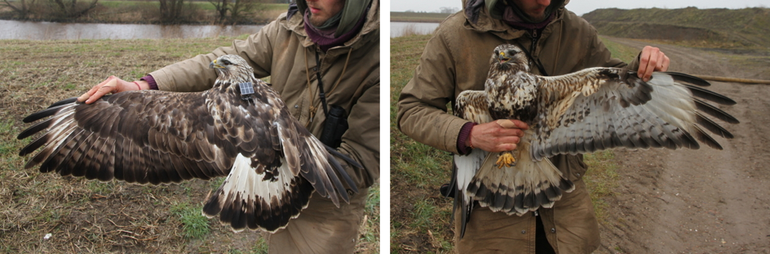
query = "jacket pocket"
xmin=551 ymin=154 xmax=588 ymax=182
xmin=569 ymin=154 xmax=588 ymax=181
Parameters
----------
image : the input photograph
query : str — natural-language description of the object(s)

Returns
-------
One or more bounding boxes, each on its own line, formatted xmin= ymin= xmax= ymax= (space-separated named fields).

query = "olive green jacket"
xmin=149 ymin=0 xmax=380 ymax=189
xmin=397 ymin=1 xmax=638 ymax=253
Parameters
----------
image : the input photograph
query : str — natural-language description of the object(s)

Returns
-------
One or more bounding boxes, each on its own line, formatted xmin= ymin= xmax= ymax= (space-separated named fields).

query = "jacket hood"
xmin=281 ymin=0 xmax=379 ymax=51
xmin=462 ymin=0 xmax=569 ymax=36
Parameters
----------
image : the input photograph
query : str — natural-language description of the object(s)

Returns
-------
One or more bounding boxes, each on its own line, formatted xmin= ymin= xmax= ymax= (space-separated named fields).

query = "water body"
xmin=0 ymin=20 xmax=263 ymax=40
xmin=390 ymin=22 xmax=440 ymax=38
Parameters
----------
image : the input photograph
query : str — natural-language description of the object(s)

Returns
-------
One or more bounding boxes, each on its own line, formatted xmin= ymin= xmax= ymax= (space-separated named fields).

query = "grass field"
xmin=583 ymin=7 xmax=770 ymax=49
xmin=0 ymin=37 xmax=378 ymax=253
xmin=389 ymin=34 xmax=640 ymax=252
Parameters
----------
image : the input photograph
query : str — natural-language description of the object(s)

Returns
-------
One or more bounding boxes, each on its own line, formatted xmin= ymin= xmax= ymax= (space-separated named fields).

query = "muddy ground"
xmin=597 ymin=37 xmax=770 ymax=253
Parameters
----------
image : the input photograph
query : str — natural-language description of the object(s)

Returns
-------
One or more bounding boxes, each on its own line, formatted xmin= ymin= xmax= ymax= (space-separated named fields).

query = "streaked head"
xmin=210 ymin=54 xmax=254 ymax=82
xmin=492 ymin=44 xmax=529 ymax=72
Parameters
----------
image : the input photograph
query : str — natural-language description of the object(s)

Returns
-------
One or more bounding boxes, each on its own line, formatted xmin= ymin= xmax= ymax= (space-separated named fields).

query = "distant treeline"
xmin=0 ymin=0 xmax=289 ymax=24
xmin=583 ymin=7 xmax=770 ymax=48
xmin=391 ymin=11 xmax=451 ymax=23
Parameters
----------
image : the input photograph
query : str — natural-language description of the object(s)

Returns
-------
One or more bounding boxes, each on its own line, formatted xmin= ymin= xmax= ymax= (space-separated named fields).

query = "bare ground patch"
xmin=596 ymin=37 xmax=770 ymax=253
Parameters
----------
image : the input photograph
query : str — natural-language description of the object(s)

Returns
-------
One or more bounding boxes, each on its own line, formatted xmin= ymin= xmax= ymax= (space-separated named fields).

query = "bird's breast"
xmin=487 ymin=83 xmax=538 ymax=123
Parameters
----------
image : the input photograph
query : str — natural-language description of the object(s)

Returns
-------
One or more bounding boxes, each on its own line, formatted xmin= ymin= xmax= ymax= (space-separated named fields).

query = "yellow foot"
xmin=496 ymin=152 xmax=516 ymax=168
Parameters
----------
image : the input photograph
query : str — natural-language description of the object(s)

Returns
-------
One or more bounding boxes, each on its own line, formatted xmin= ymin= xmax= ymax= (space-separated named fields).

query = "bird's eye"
xmin=221 ymin=59 xmax=233 ymax=65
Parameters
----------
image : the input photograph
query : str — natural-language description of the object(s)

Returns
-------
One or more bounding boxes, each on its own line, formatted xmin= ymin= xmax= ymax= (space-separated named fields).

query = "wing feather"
xmin=532 ymin=70 xmax=736 ymax=160
xmin=696 ymin=112 xmax=734 ymax=139
xmin=19 ymin=92 xmax=238 ymax=183
xmin=667 ymin=72 xmax=710 ymax=87
xmin=694 ymin=98 xmax=740 ymax=124
xmin=683 ymin=83 xmax=736 ymax=105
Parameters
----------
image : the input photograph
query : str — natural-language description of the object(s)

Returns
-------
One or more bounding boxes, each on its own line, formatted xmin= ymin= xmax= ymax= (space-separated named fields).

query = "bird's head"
xmin=491 ymin=44 xmax=529 ymax=72
xmin=210 ymin=54 xmax=254 ymax=83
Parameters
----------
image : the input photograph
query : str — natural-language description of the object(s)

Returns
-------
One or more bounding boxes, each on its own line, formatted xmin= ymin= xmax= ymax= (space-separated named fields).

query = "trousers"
xmin=268 ymin=188 xmax=369 ymax=254
xmin=454 ymin=179 xmax=600 ymax=253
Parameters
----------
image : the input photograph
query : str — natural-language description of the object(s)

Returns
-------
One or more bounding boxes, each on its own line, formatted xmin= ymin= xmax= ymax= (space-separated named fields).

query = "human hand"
xmin=468 ymin=119 xmax=529 ymax=152
xmin=77 ymin=76 xmax=148 ymax=104
xmin=637 ymin=46 xmax=670 ymax=82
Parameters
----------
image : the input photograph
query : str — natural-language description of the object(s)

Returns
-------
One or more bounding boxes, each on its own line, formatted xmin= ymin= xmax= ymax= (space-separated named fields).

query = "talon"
xmin=495 ymin=152 xmax=516 ymax=168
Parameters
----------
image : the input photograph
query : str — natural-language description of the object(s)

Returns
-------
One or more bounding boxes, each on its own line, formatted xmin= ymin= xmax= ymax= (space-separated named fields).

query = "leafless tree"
xmin=228 ymin=0 xmax=259 ymax=24
xmin=1 ymin=0 xmax=37 ymax=19
xmin=209 ymin=0 xmax=229 ymax=23
xmin=48 ymin=0 xmax=99 ymax=19
xmin=438 ymin=7 xmax=459 ymax=14
xmin=159 ymin=0 xmax=185 ymax=23
xmin=208 ymin=0 xmax=259 ymax=24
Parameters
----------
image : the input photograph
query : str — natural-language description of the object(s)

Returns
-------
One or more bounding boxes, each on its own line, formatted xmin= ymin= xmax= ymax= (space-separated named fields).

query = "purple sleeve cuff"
xmin=457 ymin=122 xmax=476 ymax=155
xmin=140 ymin=75 xmax=158 ymax=90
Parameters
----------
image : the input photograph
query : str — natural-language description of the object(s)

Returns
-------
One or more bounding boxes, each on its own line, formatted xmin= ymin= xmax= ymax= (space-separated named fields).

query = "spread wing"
xmin=531 ymin=68 xmax=739 ymax=160
xmin=18 ymin=92 xmax=233 ymax=183
xmin=18 ymin=80 xmax=357 ymax=233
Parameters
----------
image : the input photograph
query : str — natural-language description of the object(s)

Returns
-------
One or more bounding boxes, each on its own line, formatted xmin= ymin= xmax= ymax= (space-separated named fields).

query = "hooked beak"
xmin=210 ymin=59 xmax=224 ymax=69
xmin=499 ymin=51 xmax=511 ymax=63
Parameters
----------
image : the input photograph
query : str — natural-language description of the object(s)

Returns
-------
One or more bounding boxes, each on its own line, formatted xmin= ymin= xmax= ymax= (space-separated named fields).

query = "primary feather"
xmin=453 ymin=44 xmax=738 ymax=237
xmin=18 ymin=54 xmax=359 ymax=233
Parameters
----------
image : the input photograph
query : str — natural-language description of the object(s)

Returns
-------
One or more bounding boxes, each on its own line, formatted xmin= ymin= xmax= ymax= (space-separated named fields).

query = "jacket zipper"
xmin=530 ymin=29 xmax=538 ymax=57
xmin=529 ymin=29 xmax=539 ymax=72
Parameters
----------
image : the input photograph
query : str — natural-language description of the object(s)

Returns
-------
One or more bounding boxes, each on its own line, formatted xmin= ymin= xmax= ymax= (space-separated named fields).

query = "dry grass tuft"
xmin=399 ymin=24 xmax=421 ymax=37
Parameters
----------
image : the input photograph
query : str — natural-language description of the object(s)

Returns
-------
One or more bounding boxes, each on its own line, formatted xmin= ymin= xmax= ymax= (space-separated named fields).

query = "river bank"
xmin=0 ymin=19 xmax=263 ymax=40
xmin=0 ymin=1 xmax=287 ymax=25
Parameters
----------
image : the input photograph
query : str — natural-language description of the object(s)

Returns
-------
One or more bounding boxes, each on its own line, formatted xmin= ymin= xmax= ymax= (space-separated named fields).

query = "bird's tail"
xmin=202 ymin=130 xmax=358 ymax=233
xmin=202 ymin=154 xmax=314 ymax=233
xmin=467 ymin=132 xmax=574 ymax=215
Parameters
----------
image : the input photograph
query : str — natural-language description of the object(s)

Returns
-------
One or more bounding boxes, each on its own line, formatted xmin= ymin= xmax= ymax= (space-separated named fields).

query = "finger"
xmin=497 ymin=128 xmax=524 ymax=138
xmin=495 ymin=119 xmax=518 ymax=129
xmin=78 ymin=82 xmax=104 ymax=102
xmin=637 ymin=46 xmax=651 ymax=79
xmin=658 ymin=53 xmax=670 ymax=72
xmin=85 ymin=87 xmax=113 ymax=104
xmin=79 ymin=76 xmax=115 ymax=102
xmin=504 ymin=136 xmax=520 ymax=145
xmin=77 ymin=90 xmax=92 ymax=102
xmin=495 ymin=143 xmax=514 ymax=152
xmin=86 ymin=79 xmax=118 ymax=104
xmin=510 ymin=119 xmax=529 ymax=130
xmin=496 ymin=119 xmax=530 ymax=130
xmin=494 ymin=135 xmax=520 ymax=145
xmin=642 ymin=48 xmax=659 ymax=82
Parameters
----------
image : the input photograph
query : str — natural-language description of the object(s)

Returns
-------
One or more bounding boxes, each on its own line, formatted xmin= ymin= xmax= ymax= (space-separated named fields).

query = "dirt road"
xmin=597 ymin=38 xmax=770 ymax=253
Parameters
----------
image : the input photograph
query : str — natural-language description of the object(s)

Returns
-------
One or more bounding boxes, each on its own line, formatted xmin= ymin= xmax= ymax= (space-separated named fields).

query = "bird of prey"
xmin=451 ymin=44 xmax=738 ymax=237
xmin=17 ymin=54 xmax=359 ymax=233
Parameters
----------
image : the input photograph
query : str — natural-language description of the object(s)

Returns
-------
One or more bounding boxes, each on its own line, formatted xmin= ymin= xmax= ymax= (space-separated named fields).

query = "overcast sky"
xmin=389 ymin=0 xmax=768 ymax=16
